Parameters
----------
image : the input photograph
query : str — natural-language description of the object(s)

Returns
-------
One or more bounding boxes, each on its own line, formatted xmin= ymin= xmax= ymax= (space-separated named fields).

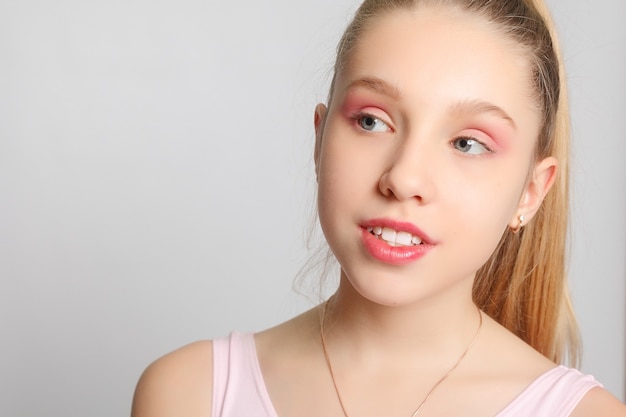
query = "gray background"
xmin=0 ymin=1 xmax=624 ymax=416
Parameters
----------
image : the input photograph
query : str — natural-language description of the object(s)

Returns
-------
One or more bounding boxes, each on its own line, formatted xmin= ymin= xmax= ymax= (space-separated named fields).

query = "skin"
xmin=131 ymin=6 xmax=626 ymax=417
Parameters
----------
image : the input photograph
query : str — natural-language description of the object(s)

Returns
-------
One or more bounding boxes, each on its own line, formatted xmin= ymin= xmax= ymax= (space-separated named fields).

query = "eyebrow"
xmin=450 ymin=99 xmax=517 ymax=130
xmin=344 ymin=77 xmax=517 ymax=130
xmin=344 ymin=76 xmax=401 ymax=100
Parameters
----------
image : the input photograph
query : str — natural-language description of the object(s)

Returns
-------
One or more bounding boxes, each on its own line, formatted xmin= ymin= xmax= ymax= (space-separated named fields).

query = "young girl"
xmin=131 ymin=0 xmax=626 ymax=415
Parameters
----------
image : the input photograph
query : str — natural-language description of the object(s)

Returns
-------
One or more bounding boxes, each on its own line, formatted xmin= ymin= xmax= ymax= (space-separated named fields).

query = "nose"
xmin=378 ymin=139 xmax=436 ymax=203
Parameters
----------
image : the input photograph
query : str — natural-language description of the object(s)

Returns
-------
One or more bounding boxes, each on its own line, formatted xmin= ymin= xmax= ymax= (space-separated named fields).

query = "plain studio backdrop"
xmin=1 ymin=1 xmax=624 ymax=416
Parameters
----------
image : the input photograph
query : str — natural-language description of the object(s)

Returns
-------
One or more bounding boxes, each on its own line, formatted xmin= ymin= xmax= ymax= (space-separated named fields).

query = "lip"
xmin=359 ymin=218 xmax=435 ymax=265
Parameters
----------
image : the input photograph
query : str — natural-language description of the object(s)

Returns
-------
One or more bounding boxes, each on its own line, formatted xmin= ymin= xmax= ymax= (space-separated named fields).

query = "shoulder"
xmin=131 ymin=340 xmax=214 ymax=417
xmin=570 ymin=386 xmax=626 ymax=417
xmin=479 ymin=319 xmax=626 ymax=415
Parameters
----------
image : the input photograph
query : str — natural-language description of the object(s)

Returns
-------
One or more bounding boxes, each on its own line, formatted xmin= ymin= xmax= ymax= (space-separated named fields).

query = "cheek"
xmin=445 ymin=184 xmax=517 ymax=270
xmin=316 ymin=140 xmax=356 ymax=217
xmin=317 ymin=125 xmax=379 ymax=192
xmin=445 ymin=172 xmax=525 ymax=233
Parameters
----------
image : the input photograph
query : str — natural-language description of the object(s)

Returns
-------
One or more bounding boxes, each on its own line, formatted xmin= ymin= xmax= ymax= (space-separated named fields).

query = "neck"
xmin=322 ymin=272 xmax=481 ymax=360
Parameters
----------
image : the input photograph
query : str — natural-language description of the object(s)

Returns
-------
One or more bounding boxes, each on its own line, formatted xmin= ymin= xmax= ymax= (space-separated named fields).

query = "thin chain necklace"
xmin=319 ymin=300 xmax=483 ymax=417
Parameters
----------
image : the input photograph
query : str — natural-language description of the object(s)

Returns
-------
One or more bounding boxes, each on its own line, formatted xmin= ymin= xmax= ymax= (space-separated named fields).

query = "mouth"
xmin=366 ymin=226 xmax=423 ymax=247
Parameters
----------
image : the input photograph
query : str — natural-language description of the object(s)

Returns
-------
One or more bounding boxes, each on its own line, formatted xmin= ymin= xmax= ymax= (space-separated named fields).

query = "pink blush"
xmin=464 ymin=125 xmax=511 ymax=153
xmin=482 ymin=126 xmax=512 ymax=153
xmin=341 ymin=92 xmax=385 ymax=118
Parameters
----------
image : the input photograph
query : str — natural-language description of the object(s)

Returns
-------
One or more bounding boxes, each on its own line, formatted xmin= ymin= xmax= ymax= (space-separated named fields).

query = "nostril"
xmin=378 ymin=164 xmax=432 ymax=203
xmin=378 ymin=171 xmax=395 ymax=198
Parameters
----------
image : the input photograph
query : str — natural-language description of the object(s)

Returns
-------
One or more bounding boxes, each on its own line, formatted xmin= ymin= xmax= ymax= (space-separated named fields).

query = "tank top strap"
xmin=496 ymin=365 xmax=602 ymax=416
xmin=211 ymin=332 xmax=278 ymax=417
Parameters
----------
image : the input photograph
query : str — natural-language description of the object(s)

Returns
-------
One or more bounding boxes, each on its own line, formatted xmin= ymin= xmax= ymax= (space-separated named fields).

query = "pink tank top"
xmin=211 ymin=332 xmax=601 ymax=417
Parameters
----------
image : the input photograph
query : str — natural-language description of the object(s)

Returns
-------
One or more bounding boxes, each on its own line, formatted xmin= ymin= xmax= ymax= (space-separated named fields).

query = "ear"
xmin=313 ymin=103 xmax=328 ymax=180
xmin=509 ymin=156 xmax=558 ymax=229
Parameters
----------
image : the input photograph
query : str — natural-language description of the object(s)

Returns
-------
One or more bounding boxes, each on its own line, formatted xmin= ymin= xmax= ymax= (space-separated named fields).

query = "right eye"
xmin=355 ymin=114 xmax=391 ymax=133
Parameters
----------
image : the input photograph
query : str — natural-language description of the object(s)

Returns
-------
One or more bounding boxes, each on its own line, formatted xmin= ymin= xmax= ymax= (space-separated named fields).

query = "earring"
xmin=511 ymin=214 xmax=525 ymax=234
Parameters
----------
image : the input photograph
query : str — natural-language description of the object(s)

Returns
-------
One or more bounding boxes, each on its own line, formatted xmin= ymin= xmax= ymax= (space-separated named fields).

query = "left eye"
xmin=357 ymin=115 xmax=390 ymax=132
xmin=452 ymin=136 xmax=491 ymax=155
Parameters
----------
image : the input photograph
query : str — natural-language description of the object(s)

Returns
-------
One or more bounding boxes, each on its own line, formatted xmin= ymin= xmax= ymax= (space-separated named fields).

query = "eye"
xmin=452 ymin=136 xmax=491 ymax=155
xmin=356 ymin=114 xmax=391 ymax=133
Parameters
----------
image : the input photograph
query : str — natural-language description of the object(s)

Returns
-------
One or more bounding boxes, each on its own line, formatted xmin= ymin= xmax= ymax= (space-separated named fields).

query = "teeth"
xmin=381 ymin=227 xmax=396 ymax=242
xmin=368 ymin=226 xmax=423 ymax=246
xmin=396 ymin=231 xmax=412 ymax=246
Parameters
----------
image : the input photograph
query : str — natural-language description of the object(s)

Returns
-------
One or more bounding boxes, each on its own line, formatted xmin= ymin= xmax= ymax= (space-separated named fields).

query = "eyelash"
xmin=451 ymin=135 xmax=493 ymax=155
xmin=351 ymin=112 xmax=393 ymax=133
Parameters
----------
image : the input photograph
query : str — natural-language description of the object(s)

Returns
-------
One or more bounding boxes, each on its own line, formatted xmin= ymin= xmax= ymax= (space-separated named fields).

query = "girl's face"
xmin=314 ymin=6 xmax=556 ymax=307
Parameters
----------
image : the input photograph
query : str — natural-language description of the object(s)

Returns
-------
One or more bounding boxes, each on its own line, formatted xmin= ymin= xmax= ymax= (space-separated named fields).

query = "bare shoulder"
xmin=570 ymin=386 xmax=626 ymax=417
xmin=476 ymin=313 xmax=556 ymax=376
xmin=131 ymin=340 xmax=214 ymax=417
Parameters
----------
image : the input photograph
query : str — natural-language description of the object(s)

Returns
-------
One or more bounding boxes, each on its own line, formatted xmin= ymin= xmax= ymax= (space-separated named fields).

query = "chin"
xmin=346 ymin=275 xmax=443 ymax=307
xmin=340 ymin=265 xmax=476 ymax=309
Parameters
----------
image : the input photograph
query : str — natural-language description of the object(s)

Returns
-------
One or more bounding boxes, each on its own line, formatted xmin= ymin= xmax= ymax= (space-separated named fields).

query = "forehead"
xmin=336 ymin=6 xmax=540 ymax=131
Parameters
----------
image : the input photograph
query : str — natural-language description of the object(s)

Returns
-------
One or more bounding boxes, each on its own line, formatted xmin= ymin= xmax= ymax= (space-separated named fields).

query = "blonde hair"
xmin=325 ymin=0 xmax=579 ymax=365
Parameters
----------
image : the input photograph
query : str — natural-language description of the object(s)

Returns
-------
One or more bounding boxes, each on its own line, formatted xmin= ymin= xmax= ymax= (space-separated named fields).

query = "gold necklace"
xmin=319 ymin=300 xmax=483 ymax=417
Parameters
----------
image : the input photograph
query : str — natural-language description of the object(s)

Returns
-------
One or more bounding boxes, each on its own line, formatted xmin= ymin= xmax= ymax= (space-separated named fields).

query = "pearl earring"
xmin=511 ymin=214 xmax=525 ymax=234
